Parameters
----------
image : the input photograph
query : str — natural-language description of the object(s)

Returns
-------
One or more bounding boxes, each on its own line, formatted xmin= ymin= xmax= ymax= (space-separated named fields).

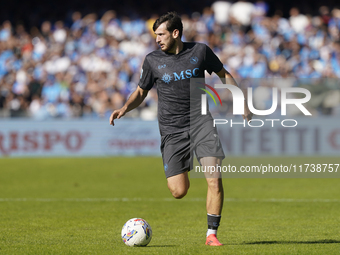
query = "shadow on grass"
xmin=244 ymin=239 xmax=340 ymax=245
xmin=145 ymin=245 xmax=176 ymax=247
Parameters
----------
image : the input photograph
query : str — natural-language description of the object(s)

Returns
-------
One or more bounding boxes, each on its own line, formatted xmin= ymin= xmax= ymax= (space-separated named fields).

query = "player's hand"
xmin=243 ymin=100 xmax=253 ymax=121
xmin=109 ymin=108 xmax=126 ymax=126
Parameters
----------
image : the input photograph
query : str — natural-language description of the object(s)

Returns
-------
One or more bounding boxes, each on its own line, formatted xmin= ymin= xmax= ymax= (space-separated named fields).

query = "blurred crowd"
xmin=0 ymin=1 xmax=340 ymax=119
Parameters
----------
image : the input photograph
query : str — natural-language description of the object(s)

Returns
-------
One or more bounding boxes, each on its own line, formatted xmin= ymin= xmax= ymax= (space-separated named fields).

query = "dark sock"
xmin=207 ymin=214 xmax=221 ymax=230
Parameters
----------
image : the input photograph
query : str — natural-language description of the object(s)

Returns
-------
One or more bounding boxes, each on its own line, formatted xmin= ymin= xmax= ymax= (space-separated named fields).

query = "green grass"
xmin=0 ymin=157 xmax=340 ymax=254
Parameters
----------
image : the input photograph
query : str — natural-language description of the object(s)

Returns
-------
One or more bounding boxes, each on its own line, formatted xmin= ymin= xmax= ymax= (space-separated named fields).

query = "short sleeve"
xmin=138 ymin=57 xmax=155 ymax=90
xmin=204 ymin=45 xmax=223 ymax=75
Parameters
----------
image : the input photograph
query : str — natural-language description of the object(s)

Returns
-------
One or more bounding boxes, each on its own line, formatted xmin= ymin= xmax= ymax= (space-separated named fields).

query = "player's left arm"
xmin=215 ymin=68 xmax=253 ymax=121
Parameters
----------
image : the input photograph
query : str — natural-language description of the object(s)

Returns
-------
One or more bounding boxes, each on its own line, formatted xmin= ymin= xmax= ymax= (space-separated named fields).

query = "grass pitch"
xmin=0 ymin=157 xmax=340 ymax=254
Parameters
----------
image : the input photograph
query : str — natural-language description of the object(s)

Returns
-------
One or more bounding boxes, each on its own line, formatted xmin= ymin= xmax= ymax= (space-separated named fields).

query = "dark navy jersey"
xmin=138 ymin=42 xmax=223 ymax=136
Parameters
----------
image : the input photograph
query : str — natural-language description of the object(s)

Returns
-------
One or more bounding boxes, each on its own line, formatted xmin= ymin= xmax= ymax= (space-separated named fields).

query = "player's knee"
xmin=171 ymin=187 xmax=188 ymax=199
xmin=168 ymin=185 xmax=189 ymax=199
xmin=167 ymin=172 xmax=190 ymax=199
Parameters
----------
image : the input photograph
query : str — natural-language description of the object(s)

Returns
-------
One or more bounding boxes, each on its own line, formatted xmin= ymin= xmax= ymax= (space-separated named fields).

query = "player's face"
xmin=155 ymin=22 xmax=176 ymax=53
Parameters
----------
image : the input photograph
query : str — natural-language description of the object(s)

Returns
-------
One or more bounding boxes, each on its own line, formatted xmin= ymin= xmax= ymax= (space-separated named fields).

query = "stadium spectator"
xmin=289 ymin=7 xmax=310 ymax=34
xmin=229 ymin=0 xmax=255 ymax=30
xmin=211 ymin=1 xmax=231 ymax=26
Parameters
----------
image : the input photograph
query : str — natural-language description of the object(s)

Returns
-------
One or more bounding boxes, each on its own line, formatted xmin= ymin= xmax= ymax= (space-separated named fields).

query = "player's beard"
xmin=162 ymin=36 xmax=176 ymax=53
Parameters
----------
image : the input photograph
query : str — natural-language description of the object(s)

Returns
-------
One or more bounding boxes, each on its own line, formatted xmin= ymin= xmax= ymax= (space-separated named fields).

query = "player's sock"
xmin=206 ymin=214 xmax=221 ymax=237
xmin=206 ymin=228 xmax=217 ymax=236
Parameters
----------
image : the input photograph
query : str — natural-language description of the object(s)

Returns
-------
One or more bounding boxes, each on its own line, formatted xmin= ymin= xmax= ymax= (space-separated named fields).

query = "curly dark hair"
xmin=153 ymin=11 xmax=183 ymax=38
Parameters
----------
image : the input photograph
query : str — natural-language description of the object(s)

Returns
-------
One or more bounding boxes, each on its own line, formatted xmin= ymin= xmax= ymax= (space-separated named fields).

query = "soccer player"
xmin=110 ymin=12 xmax=252 ymax=246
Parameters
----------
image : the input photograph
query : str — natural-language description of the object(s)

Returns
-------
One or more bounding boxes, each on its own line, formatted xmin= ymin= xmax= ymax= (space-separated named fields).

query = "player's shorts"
xmin=160 ymin=120 xmax=225 ymax=178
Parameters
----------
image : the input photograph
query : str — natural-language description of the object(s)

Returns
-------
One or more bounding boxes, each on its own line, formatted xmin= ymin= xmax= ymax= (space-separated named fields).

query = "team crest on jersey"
xmin=190 ymin=56 xmax=198 ymax=64
xmin=161 ymin=73 xmax=172 ymax=84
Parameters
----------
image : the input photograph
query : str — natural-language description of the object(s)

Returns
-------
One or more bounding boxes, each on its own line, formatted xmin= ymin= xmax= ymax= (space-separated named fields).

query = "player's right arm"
xmin=110 ymin=55 xmax=155 ymax=126
xmin=109 ymin=86 xmax=148 ymax=126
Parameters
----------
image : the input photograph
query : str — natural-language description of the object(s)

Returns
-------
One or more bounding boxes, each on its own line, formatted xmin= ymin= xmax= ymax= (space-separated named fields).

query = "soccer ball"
xmin=121 ymin=218 xmax=152 ymax=247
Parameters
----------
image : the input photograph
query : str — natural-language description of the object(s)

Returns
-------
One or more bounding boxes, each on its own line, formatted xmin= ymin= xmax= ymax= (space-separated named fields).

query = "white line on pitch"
xmin=0 ymin=198 xmax=339 ymax=202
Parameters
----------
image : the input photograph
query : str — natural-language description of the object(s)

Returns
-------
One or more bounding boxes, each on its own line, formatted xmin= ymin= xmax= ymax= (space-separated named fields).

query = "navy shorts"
xmin=160 ymin=120 xmax=225 ymax=178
